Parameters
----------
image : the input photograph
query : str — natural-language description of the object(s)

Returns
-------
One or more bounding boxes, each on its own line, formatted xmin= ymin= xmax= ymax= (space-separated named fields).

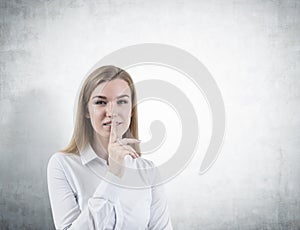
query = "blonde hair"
xmin=59 ymin=65 xmax=140 ymax=155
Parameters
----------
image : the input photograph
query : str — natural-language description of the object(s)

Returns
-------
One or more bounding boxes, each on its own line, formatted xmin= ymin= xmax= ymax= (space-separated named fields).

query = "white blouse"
xmin=47 ymin=144 xmax=173 ymax=230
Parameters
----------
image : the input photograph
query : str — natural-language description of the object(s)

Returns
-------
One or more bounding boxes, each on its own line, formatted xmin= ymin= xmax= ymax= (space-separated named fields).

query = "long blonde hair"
xmin=59 ymin=65 xmax=140 ymax=155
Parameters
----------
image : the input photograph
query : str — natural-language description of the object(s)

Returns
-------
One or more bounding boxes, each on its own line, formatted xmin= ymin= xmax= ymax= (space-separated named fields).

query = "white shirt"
xmin=47 ymin=143 xmax=173 ymax=230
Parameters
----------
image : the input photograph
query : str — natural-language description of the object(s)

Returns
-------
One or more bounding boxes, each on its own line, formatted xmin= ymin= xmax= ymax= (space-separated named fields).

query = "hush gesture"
xmin=107 ymin=116 xmax=140 ymax=178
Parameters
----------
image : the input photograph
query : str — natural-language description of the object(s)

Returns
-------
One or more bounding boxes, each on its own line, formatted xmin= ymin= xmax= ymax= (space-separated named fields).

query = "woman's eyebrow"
xmin=92 ymin=95 xmax=107 ymax=99
xmin=116 ymin=95 xmax=129 ymax=99
xmin=92 ymin=95 xmax=129 ymax=99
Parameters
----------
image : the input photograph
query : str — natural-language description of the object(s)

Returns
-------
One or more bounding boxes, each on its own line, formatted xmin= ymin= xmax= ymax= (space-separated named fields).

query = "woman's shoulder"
xmin=47 ymin=151 xmax=80 ymax=169
xmin=137 ymin=156 xmax=156 ymax=168
xmin=49 ymin=151 xmax=78 ymax=161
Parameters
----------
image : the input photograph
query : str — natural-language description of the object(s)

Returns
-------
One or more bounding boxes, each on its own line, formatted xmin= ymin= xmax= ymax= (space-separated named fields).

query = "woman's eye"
xmin=95 ymin=100 xmax=107 ymax=105
xmin=117 ymin=100 xmax=128 ymax=105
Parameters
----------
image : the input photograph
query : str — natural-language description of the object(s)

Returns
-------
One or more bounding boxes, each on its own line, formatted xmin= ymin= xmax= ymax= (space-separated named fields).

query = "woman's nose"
xmin=106 ymin=102 xmax=117 ymax=117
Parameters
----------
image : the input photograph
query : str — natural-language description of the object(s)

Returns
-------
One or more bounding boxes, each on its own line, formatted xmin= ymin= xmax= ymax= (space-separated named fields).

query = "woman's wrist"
xmin=108 ymin=166 xmax=124 ymax=178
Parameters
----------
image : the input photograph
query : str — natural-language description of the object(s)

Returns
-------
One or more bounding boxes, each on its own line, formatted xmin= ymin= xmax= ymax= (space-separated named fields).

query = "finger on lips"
xmin=109 ymin=117 xmax=119 ymax=143
xmin=108 ymin=109 xmax=140 ymax=159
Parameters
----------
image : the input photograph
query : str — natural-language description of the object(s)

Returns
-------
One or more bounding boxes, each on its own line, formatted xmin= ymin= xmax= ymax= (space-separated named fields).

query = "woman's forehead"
xmin=91 ymin=79 xmax=131 ymax=99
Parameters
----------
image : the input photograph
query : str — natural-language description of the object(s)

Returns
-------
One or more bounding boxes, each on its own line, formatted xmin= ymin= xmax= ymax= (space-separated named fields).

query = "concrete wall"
xmin=0 ymin=0 xmax=299 ymax=229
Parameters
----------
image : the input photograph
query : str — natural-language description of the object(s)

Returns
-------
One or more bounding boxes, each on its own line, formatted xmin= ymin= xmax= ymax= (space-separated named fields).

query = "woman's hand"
xmin=107 ymin=117 xmax=140 ymax=178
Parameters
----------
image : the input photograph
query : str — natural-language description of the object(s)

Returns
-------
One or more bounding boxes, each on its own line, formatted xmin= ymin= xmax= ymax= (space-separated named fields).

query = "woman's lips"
xmin=102 ymin=121 xmax=122 ymax=127
xmin=102 ymin=122 xmax=122 ymax=131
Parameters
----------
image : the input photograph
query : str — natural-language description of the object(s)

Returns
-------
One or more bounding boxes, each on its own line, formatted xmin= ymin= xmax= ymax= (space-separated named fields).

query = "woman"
xmin=47 ymin=65 xmax=173 ymax=230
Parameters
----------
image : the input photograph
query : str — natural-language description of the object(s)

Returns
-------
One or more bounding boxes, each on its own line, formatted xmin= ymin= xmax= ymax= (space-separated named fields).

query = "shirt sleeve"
xmin=47 ymin=155 xmax=124 ymax=230
xmin=147 ymin=166 xmax=173 ymax=230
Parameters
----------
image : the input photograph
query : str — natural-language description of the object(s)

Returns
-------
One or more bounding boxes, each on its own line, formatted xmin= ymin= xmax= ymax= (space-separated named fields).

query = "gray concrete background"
xmin=0 ymin=0 xmax=299 ymax=229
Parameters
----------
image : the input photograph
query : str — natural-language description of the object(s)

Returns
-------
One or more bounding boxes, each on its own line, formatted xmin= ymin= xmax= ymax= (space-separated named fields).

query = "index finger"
xmin=109 ymin=104 xmax=121 ymax=143
xmin=109 ymin=116 xmax=118 ymax=143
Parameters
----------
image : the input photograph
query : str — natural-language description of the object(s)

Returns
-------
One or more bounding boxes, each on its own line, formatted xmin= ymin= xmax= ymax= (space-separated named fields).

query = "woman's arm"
xmin=47 ymin=155 xmax=124 ymax=230
xmin=147 ymin=183 xmax=173 ymax=230
xmin=147 ymin=164 xmax=173 ymax=230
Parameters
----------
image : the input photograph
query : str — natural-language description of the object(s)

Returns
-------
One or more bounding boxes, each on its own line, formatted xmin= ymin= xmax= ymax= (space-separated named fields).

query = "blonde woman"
xmin=47 ymin=65 xmax=173 ymax=230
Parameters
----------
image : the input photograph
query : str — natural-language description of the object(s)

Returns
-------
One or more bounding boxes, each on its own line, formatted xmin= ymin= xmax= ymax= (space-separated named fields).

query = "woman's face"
xmin=86 ymin=79 xmax=132 ymax=140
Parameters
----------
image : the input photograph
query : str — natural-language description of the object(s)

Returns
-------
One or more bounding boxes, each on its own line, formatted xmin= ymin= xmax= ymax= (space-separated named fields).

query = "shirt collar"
xmin=80 ymin=143 xmax=107 ymax=165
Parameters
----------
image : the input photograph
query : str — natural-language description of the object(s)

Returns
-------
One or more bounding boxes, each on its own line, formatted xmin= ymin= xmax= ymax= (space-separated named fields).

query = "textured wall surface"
xmin=0 ymin=0 xmax=299 ymax=229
